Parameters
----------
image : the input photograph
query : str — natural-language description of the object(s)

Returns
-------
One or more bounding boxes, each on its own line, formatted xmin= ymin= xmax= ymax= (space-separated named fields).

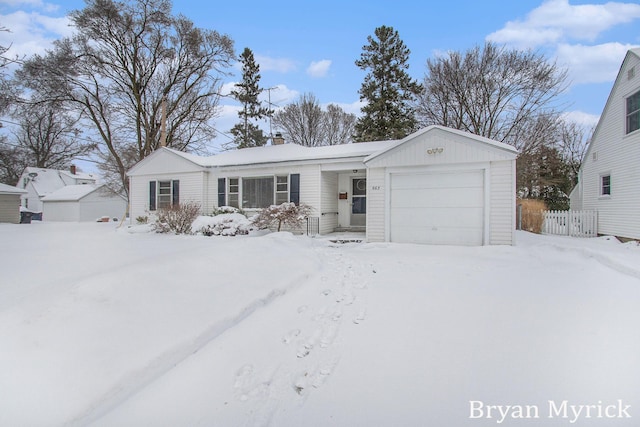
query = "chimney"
xmin=70 ymin=165 xmax=76 ymax=175
xmin=272 ymin=132 xmax=285 ymax=145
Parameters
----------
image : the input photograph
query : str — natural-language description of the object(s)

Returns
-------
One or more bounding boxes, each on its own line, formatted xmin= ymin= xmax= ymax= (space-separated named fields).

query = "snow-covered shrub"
xmin=251 ymin=202 xmax=312 ymax=232
xmin=153 ymin=201 xmax=201 ymax=234
xmin=192 ymin=213 xmax=254 ymax=236
xmin=211 ymin=206 xmax=245 ymax=216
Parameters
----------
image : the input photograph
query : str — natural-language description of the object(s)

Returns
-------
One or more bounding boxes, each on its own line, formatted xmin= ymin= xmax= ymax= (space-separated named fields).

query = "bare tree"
xmin=273 ymin=93 xmax=325 ymax=146
xmin=417 ymin=42 xmax=568 ymax=154
xmin=323 ymin=104 xmax=356 ymax=145
xmin=10 ymin=102 xmax=95 ymax=170
xmin=16 ymin=0 xmax=235 ymax=196
xmin=273 ymin=94 xmax=355 ymax=146
xmin=559 ymin=120 xmax=591 ymax=184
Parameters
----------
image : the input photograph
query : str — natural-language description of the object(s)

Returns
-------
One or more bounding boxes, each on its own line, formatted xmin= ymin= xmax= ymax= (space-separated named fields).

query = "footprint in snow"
xmin=282 ymin=329 xmax=301 ymax=345
xmin=353 ymin=308 xmax=366 ymax=324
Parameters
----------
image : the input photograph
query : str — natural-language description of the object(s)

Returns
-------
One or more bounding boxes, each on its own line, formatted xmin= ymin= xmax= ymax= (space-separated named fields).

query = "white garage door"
xmin=390 ymin=170 xmax=484 ymax=245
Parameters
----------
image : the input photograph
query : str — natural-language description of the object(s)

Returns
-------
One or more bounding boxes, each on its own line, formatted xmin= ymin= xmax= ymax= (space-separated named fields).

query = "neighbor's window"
xmin=601 ymin=175 xmax=611 ymax=196
xmin=242 ymin=177 xmax=274 ymax=208
xmin=626 ymin=90 xmax=640 ymax=134
xmin=276 ymin=175 xmax=289 ymax=204
xmin=228 ymin=178 xmax=239 ymax=208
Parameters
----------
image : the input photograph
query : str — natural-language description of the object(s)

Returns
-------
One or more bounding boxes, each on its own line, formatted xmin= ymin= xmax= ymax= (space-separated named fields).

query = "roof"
xmin=0 ymin=183 xmax=27 ymax=195
xmin=19 ymin=167 xmax=98 ymax=196
xmin=41 ymin=184 xmax=100 ymax=202
xmin=364 ymin=125 xmax=518 ymax=163
xmin=164 ymin=140 xmax=398 ymax=168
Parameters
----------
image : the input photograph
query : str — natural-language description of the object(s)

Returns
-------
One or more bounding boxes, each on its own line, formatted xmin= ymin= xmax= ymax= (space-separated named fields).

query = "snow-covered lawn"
xmin=1 ymin=222 xmax=639 ymax=426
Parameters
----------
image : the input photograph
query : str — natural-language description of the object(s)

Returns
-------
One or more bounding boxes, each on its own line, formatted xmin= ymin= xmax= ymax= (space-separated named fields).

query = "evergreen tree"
xmin=354 ymin=25 xmax=422 ymax=142
xmin=229 ymin=47 xmax=271 ymax=148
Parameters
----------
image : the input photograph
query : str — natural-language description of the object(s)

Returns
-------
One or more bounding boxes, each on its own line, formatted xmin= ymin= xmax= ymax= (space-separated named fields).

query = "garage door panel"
xmin=392 ymin=188 xmax=484 ymax=208
xmin=392 ymin=171 xmax=482 ymax=189
xmin=390 ymin=170 xmax=484 ymax=245
xmin=391 ymin=207 xmax=484 ymax=228
xmin=391 ymin=224 xmax=484 ymax=245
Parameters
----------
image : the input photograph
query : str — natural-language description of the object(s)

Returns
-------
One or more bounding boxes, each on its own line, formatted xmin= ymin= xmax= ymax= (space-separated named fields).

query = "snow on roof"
xmin=41 ymin=184 xmax=99 ymax=202
xmin=0 ymin=182 xmax=27 ymax=195
xmin=19 ymin=167 xmax=98 ymax=196
xmin=165 ymin=140 xmax=398 ymax=168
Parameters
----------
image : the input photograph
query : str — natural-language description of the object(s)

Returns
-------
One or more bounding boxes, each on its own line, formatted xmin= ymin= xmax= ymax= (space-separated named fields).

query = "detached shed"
xmin=364 ymin=126 xmax=518 ymax=246
xmin=0 ymin=183 xmax=27 ymax=224
xmin=42 ymin=185 xmax=127 ymax=222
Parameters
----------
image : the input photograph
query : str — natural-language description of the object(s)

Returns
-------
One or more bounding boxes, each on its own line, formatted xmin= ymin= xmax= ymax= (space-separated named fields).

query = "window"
xmin=276 ymin=175 xmax=288 ymax=204
xmin=157 ymin=180 xmax=172 ymax=209
xmin=626 ymin=90 xmax=640 ymax=134
xmin=242 ymin=177 xmax=273 ymax=208
xmin=149 ymin=180 xmax=179 ymax=210
xmin=601 ymin=175 xmax=611 ymax=196
xmin=228 ymin=178 xmax=239 ymax=208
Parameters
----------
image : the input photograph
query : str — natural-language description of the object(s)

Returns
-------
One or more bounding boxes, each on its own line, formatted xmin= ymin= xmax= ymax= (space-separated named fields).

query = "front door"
xmin=350 ymin=178 xmax=366 ymax=227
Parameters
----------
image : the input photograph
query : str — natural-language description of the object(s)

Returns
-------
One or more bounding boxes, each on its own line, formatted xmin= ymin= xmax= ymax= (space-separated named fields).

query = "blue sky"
xmin=1 ymin=0 xmax=640 ymax=152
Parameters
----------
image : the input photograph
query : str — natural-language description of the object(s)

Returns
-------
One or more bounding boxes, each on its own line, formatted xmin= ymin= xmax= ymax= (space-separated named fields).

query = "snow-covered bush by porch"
xmin=152 ymin=201 xmax=201 ymax=234
xmin=192 ymin=213 xmax=254 ymax=236
xmin=251 ymin=202 xmax=312 ymax=232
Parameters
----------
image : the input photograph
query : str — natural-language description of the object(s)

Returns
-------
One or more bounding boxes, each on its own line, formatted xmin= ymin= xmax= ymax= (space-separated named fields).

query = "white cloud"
xmin=1 ymin=0 xmax=60 ymax=13
xmin=488 ymin=0 xmax=640 ymax=48
xmin=257 ymin=84 xmax=299 ymax=107
xmin=562 ymin=110 xmax=600 ymax=130
xmin=255 ymin=54 xmax=297 ymax=73
xmin=0 ymin=11 xmax=72 ymax=58
xmin=557 ymin=42 xmax=635 ymax=85
xmin=306 ymin=59 xmax=331 ymax=78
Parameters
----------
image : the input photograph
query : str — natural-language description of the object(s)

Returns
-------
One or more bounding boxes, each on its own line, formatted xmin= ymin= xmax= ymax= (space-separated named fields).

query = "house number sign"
xmin=371 ymin=185 xmax=382 ymax=190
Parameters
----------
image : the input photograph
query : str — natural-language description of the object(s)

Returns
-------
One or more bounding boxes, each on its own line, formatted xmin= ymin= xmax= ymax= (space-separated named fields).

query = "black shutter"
xmin=149 ymin=181 xmax=156 ymax=211
xmin=290 ymin=174 xmax=300 ymax=205
xmin=218 ymin=178 xmax=226 ymax=207
xmin=172 ymin=180 xmax=180 ymax=206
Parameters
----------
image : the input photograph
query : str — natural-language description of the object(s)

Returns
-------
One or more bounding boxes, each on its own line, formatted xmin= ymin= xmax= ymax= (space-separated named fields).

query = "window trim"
xmin=149 ymin=179 xmax=179 ymax=211
xmin=626 ymin=90 xmax=640 ymax=134
xmin=219 ymin=174 xmax=300 ymax=209
xmin=600 ymin=173 xmax=611 ymax=197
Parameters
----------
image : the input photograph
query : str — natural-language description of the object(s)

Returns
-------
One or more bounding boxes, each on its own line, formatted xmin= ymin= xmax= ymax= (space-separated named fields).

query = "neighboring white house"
xmin=0 ymin=183 xmax=27 ymax=224
xmin=41 ymin=184 xmax=128 ymax=222
xmin=16 ymin=166 xmax=98 ymax=214
xmin=570 ymin=47 xmax=640 ymax=240
xmin=128 ymin=126 xmax=518 ymax=246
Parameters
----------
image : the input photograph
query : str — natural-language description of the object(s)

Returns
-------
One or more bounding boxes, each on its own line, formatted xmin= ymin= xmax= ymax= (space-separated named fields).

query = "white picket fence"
xmin=542 ymin=210 xmax=598 ymax=237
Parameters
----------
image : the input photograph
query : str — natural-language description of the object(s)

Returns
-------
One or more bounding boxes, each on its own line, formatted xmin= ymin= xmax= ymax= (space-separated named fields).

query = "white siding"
xmin=366 ymin=127 xmax=515 ymax=169
xmin=0 ymin=194 xmax=22 ymax=223
xmin=43 ymin=202 xmax=80 ymax=221
xmin=578 ymin=51 xmax=640 ymax=239
xmin=78 ymin=190 xmax=127 ymax=221
xmin=129 ymin=171 xmax=207 ymax=222
xmin=366 ymin=167 xmax=386 ymax=242
xmin=489 ymin=160 xmax=516 ymax=245
xmin=320 ymin=172 xmax=338 ymax=234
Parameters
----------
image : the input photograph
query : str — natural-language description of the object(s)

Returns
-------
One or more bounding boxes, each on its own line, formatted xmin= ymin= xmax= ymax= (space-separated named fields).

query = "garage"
xmin=364 ymin=125 xmax=518 ymax=246
xmin=390 ymin=170 xmax=484 ymax=245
